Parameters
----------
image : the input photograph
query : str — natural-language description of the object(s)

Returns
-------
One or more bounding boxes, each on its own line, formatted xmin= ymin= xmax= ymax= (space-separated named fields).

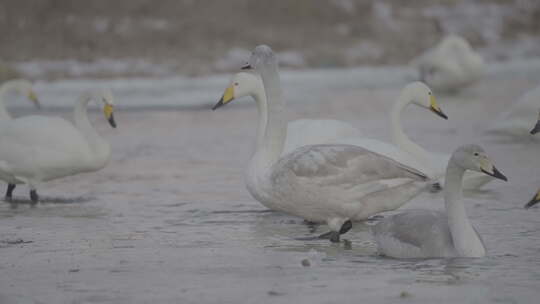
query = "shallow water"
xmin=0 ymin=62 xmax=540 ymax=303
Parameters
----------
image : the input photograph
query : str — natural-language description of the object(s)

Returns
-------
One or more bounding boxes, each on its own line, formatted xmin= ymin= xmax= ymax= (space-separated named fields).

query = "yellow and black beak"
xmin=479 ymin=159 xmax=507 ymax=182
xmin=524 ymin=189 xmax=540 ymax=209
xmin=429 ymin=95 xmax=448 ymax=120
xmin=212 ymin=86 xmax=235 ymax=111
xmin=530 ymin=119 xmax=540 ymax=135
xmin=28 ymin=90 xmax=41 ymax=109
xmin=103 ymin=104 xmax=116 ymax=128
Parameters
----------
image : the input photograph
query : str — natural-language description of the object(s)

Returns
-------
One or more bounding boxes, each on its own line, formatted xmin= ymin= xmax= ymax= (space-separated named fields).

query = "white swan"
xmin=525 ymin=188 xmax=540 ymax=209
xmin=0 ymin=79 xmax=41 ymax=119
xmin=487 ymin=85 xmax=540 ymax=138
xmin=213 ymin=45 xmax=431 ymax=242
xmin=373 ymin=144 xmax=507 ymax=258
xmin=413 ymin=35 xmax=484 ymax=92
xmin=0 ymin=89 xmax=116 ymax=203
xmin=214 ymin=72 xmax=362 ymax=154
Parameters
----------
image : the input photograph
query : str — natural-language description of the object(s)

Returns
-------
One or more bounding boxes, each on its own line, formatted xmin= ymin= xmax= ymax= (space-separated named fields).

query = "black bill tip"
xmin=481 ymin=166 xmax=507 ymax=182
xmin=530 ymin=121 xmax=540 ymax=135
xmin=108 ymin=113 xmax=117 ymax=128
xmin=241 ymin=63 xmax=252 ymax=70
xmin=524 ymin=195 xmax=540 ymax=209
xmin=212 ymin=97 xmax=224 ymax=111
xmin=432 ymin=108 xmax=448 ymax=120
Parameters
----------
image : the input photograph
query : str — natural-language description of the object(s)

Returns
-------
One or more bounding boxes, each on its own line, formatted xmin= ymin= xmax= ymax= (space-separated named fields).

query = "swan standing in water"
xmin=0 ymin=89 xmax=116 ymax=203
xmin=413 ymin=35 xmax=484 ymax=92
xmin=213 ymin=45 xmax=431 ymax=242
xmin=373 ymin=145 xmax=507 ymax=258
xmin=0 ymin=79 xmax=41 ymax=119
xmin=215 ymin=72 xmax=362 ymax=154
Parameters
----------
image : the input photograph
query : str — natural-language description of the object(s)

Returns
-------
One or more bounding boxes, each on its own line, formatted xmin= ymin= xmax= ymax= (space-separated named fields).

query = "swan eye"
xmin=474 ymin=152 xmax=479 ymax=156
xmin=428 ymin=92 xmax=432 ymax=95
xmin=234 ymin=82 xmax=239 ymax=86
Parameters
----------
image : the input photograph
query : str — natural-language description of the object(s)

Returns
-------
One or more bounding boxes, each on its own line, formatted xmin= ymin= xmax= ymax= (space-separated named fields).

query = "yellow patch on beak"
xmin=103 ymin=104 xmax=114 ymax=119
xmin=222 ymin=86 xmax=235 ymax=105
xmin=28 ymin=90 xmax=41 ymax=108
xmin=479 ymin=158 xmax=493 ymax=174
xmin=429 ymin=95 xmax=448 ymax=119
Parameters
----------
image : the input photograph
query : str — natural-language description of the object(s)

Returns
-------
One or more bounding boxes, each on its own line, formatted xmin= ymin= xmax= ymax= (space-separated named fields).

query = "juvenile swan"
xmin=373 ymin=145 xmax=507 ymax=258
xmin=0 ymin=79 xmax=41 ymax=119
xmin=213 ymin=45 xmax=430 ymax=242
xmin=0 ymin=89 xmax=116 ymax=203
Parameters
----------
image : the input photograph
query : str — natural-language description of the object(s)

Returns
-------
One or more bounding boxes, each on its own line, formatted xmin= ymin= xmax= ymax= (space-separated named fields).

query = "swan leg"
xmin=318 ymin=220 xmax=353 ymax=243
xmin=29 ymin=190 xmax=39 ymax=204
xmin=5 ymin=184 xmax=16 ymax=201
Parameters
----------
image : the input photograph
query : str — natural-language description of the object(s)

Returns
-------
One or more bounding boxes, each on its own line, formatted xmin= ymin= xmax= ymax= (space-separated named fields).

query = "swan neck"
xmin=0 ymin=82 xmax=16 ymax=119
xmin=257 ymin=63 xmax=287 ymax=168
xmin=444 ymin=160 xmax=485 ymax=257
xmin=391 ymin=91 xmax=429 ymax=160
xmin=252 ymin=87 xmax=268 ymax=153
xmin=73 ymin=92 xmax=109 ymax=165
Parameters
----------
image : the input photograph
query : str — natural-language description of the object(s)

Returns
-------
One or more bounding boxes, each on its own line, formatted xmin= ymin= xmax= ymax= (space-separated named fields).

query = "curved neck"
xmin=391 ymin=91 xmax=430 ymax=161
xmin=74 ymin=92 xmax=109 ymax=165
xmin=251 ymin=86 xmax=268 ymax=152
xmin=255 ymin=64 xmax=287 ymax=169
xmin=0 ymin=81 xmax=19 ymax=119
xmin=444 ymin=160 xmax=485 ymax=257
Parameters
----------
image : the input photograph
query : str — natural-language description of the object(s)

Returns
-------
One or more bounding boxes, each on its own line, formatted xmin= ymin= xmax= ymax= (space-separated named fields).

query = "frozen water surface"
xmin=1 ymin=61 xmax=540 ymax=303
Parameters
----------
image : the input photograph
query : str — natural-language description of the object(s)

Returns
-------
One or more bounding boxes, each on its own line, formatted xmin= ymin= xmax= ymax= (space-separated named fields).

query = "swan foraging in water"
xmin=525 ymin=189 xmax=540 ymax=209
xmin=0 ymin=89 xmax=116 ymax=203
xmin=215 ymin=72 xmax=362 ymax=155
xmin=213 ymin=45 xmax=431 ymax=242
xmin=373 ymin=144 xmax=507 ymax=258
xmin=0 ymin=79 xmax=41 ymax=118
xmin=413 ymin=35 xmax=484 ymax=92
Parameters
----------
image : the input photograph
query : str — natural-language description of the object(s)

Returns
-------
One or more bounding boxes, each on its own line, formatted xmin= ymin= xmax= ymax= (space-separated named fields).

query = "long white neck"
xmin=251 ymin=85 xmax=268 ymax=152
xmin=0 ymin=81 xmax=19 ymax=119
xmin=391 ymin=90 xmax=431 ymax=162
xmin=444 ymin=159 xmax=486 ymax=257
xmin=74 ymin=92 xmax=110 ymax=169
xmin=254 ymin=64 xmax=287 ymax=169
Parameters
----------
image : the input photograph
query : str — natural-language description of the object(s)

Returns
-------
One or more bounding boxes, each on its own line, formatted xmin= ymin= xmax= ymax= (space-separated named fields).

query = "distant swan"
xmin=487 ymin=85 xmax=540 ymax=138
xmin=213 ymin=45 xmax=430 ymax=242
xmin=373 ymin=144 xmax=507 ymax=258
xmin=413 ymin=35 xmax=484 ymax=92
xmin=0 ymin=79 xmax=41 ymax=119
xmin=0 ymin=89 xmax=116 ymax=203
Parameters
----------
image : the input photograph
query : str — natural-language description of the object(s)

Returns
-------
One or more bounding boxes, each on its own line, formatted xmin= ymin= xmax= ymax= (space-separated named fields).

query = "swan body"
xmin=413 ymin=35 xmax=484 ymax=92
xmin=0 ymin=79 xmax=40 ymax=119
xmin=373 ymin=144 xmax=507 ymax=258
xmin=214 ymin=45 xmax=430 ymax=241
xmin=0 ymin=89 xmax=116 ymax=202
xmin=487 ymin=85 xmax=540 ymax=138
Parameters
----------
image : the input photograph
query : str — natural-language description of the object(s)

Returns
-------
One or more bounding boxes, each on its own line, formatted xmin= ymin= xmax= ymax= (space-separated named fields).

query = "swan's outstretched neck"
xmin=73 ymin=91 xmax=110 ymax=168
xmin=253 ymin=46 xmax=287 ymax=168
xmin=391 ymin=89 xmax=430 ymax=162
xmin=444 ymin=157 xmax=485 ymax=257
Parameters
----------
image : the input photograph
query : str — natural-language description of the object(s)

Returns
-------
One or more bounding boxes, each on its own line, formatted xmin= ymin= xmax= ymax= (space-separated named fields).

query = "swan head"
xmin=2 ymin=79 xmax=41 ymax=109
xmin=212 ymin=72 xmax=263 ymax=110
xmin=530 ymin=110 xmax=540 ymax=135
xmin=405 ymin=81 xmax=448 ymax=119
xmin=240 ymin=45 xmax=277 ymax=71
xmin=525 ymin=188 xmax=540 ymax=209
xmin=92 ymin=89 xmax=116 ymax=128
xmin=452 ymin=144 xmax=507 ymax=181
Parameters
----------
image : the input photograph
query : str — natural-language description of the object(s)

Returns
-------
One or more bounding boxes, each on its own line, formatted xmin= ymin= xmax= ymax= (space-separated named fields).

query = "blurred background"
xmin=1 ymin=0 xmax=539 ymax=79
